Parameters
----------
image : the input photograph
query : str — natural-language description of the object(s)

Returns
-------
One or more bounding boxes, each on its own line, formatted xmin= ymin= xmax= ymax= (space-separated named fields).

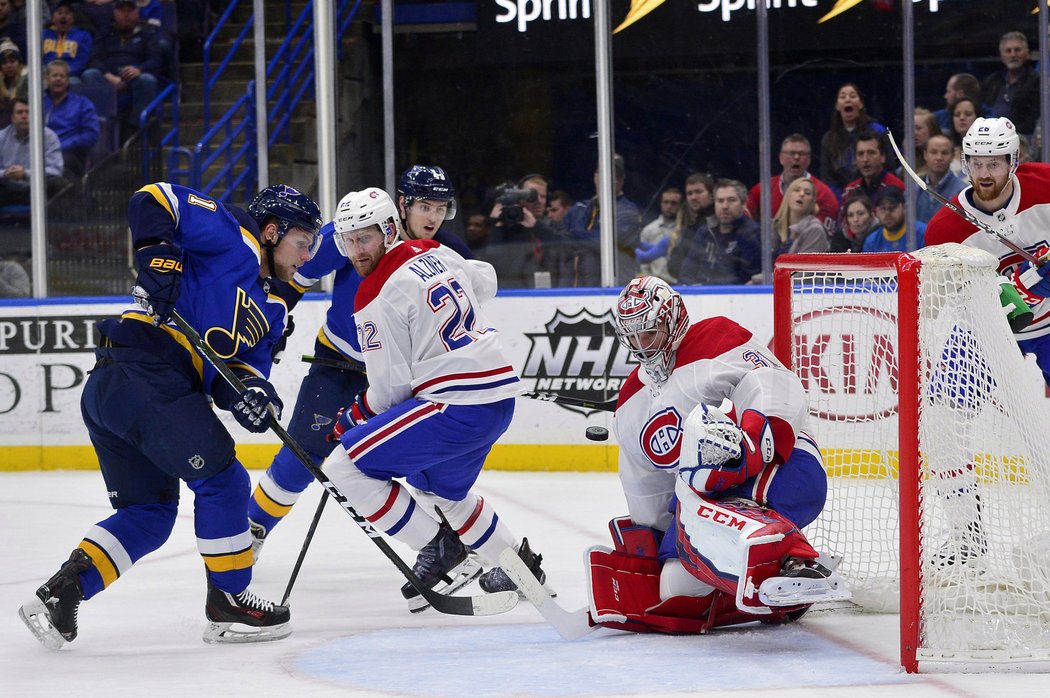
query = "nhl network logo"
xmin=521 ymin=308 xmax=636 ymax=416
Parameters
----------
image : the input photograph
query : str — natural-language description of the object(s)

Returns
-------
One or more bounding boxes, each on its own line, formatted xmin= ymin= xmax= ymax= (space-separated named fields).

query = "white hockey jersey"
xmin=614 ymin=317 xmax=812 ymax=532
xmin=353 ymin=239 xmax=520 ymax=413
xmin=926 ymin=163 xmax=1050 ymax=338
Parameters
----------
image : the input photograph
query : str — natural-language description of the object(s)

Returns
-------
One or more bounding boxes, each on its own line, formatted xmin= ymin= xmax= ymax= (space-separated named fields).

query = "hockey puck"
xmin=585 ymin=426 xmax=609 ymax=442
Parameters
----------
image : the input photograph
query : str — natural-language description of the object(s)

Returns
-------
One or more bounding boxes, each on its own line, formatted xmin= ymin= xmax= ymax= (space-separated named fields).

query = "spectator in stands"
xmin=830 ymin=191 xmax=878 ymax=253
xmin=10 ymin=0 xmax=47 ymax=27
xmin=981 ymin=31 xmax=1039 ymax=137
xmin=81 ymin=0 xmax=116 ymax=36
xmin=0 ymin=0 xmax=26 ymax=59
xmin=948 ymin=96 xmax=983 ymax=176
xmin=863 ymin=187 xmax=924 ymax=253
xmin=909 ymin=107 xmax=942 ymax=177
xmin=547 ymin=189 xmax=573 ymax=224
xmin=841 ymin=130 xmax=904 ymax=206
xmin=666 ymin=172 xmax=715 ymax=281
xmin=769 ymin=178 xmax=829 ymax=262
xmin=43 ymin=59 xmax=99 ymax=178
xmin=564 ymin=153 xmax=642 ymax=286
xmin=677 ymin=179 xmax=760 ymax=286
xmin=746 ymin=133 xmax=839 ymax=235
xmin=0 ymin=38 xmax=25 ymax=127
xmin=486 ymin=174 xmax=568 ymax=288
xmin=0 ymin=97 xmax=69 ymax=205
xmin=43 ymin=1 xmax=94 ymax=82
xmin=915 ymin=133 xmax=964 ymax=225
xmin=464 ymin=212 xmax=490 ymax=255
xmin=634 ymin=185 xmax=680 ymax=282
xmin=820 ymin=83 xmax=887 ymax=194
xmin=933 ymin=73 xmax=981 ymax=133
xmin=0 ymin=252 xmax=29 ymax=296
xmin=82 ymin=0 xmax=166 ymax=135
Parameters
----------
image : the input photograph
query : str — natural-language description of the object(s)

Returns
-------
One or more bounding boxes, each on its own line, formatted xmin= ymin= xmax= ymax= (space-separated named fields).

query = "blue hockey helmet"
xmin=397 ymin=165 xmax=457 ymax=220
xmin=248 ymin=184 xmax=323 ymax=255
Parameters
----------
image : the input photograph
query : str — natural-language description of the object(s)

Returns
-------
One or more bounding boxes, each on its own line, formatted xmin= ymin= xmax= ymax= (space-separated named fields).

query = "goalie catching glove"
xmin=327 ymin=392 xmax=375 ymax=442
xmin=677 ymin=402 xmax=778 ymax=495
xmin=132 ymin=242 xmax=183 ymax=325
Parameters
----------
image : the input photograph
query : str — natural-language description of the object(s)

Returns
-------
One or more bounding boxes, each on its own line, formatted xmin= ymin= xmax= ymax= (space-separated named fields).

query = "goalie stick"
xmin=497 ymin=547 xmax=596 ymax=640
xmin=170 ymin=310 xmax=518 ymax=618
xmin=887 ymin=129 xmax=1042 ymax=267
xmin=521 ymin=390 xmax=616 ymax=413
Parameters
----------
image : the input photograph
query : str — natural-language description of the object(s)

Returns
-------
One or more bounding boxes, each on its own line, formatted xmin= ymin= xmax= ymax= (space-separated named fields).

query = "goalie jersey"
xmin=353 ymin=239 xmax=520 ymax=413
xmin=99 ymin=182 xmax=294 ymax=393
xmin=925 ymin=162 xmax=1050 ymax=338
xmin=613 ymin=317 xmax=813 ymax=532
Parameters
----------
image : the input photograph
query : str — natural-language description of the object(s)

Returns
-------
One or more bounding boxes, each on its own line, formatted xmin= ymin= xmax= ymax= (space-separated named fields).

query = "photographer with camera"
xmin=484 ymin=173 xmax=571 ymax=288
xmin=563 ymin=153 xmax=643 ymax=287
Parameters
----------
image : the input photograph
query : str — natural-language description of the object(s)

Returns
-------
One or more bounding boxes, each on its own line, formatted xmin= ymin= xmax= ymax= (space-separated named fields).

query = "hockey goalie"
xmin=588 ymin=276 xmax=850 ymax=634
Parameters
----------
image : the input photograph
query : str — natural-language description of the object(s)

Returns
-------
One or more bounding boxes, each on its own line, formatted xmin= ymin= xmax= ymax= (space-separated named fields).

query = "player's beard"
xmin=971 ymin=173 xmax=1011 ymax=203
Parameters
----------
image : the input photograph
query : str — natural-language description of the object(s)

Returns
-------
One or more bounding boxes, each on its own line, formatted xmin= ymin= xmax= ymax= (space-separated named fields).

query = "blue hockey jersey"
xmin=100 ymin=183 xmax=295 ymax=396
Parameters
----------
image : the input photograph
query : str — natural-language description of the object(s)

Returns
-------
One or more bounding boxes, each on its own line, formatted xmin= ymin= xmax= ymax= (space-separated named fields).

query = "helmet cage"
xmin=961 ymin=117 xmax=1020 ymax=178
xmin=613 ymin=276 xmax=689 ymax=384
xmin=398 ymin=165 xmax=457 ymax=220
xmin=248 ymin=184 xmax=323 ymax=257
xmin=333 ymin=187 xmax=404 ymax=256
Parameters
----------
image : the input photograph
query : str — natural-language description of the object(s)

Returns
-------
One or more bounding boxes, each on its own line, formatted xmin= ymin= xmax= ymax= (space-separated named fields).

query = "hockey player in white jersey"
xmin=586 ymin=276 xmax=847 ymax=633
xmin=321 ymin=187 xmax=544 ymax=608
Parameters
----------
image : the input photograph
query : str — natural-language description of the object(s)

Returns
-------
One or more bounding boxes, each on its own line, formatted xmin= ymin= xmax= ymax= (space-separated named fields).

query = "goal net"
xmin=773 ymin=243 xmax=1050 ymax=673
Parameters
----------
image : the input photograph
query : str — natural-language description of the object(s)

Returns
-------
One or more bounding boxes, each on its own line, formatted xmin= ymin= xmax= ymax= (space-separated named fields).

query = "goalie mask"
xmin=614 ymin=276 xmax=690 ymax=385
xmin=961 ymin=117 xmax=1019 ymax=177
xmin=332 ymin=187 xmax=404 ymax=256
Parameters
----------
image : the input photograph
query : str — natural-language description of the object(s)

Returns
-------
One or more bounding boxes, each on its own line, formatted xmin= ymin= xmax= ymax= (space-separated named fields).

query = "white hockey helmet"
xmin=961 ymin=117 xmax=1020 ymax=176
xmin=332 ymin=187 xmax=404 ymax=256
xmin=613 ymin=276 xmax=690 ymax=385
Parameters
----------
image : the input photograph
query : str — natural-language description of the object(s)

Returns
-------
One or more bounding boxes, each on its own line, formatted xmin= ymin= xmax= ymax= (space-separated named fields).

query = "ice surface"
xmin=2 ymin=470 xmax=1047 ymax=697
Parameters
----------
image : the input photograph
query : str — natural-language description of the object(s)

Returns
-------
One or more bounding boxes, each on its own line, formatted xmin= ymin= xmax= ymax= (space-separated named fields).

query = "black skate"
xmin=758 ymin=556 xmax=850 ymax=607
xmin=248 ymin=519 xmax=267 ymax=563
xmin=19 ymin=548 xmax=93 ymax=650
xmin=401 ymin=523 xmax=481 ymax=614
xmin=933 ymin=521 xmax=988 ymax=568
xmin=479 ymin=538 xmax=546 ymax=596
xmin=203 ymin=580 xmax=291 ymax=644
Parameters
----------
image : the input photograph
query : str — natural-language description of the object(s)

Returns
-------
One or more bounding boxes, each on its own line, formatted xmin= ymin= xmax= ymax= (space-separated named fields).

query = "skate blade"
xmin=758 ymin=575 xmax=852 ymax=607
xmin=202 ymin=620 xmax=292 ymax=644
xmin=18 ymin=598 xmax=68 ymax=651
xmin=407 ymin=558 xmax=483 ymax=614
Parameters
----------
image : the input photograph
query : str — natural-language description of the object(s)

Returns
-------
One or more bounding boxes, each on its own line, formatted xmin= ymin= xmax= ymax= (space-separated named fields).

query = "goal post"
xmin=773 ymin=244 xmax=1050 ymax=673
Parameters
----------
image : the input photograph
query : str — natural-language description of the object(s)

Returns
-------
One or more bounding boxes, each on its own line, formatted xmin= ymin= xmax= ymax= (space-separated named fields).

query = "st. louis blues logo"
xmin=639 ymin=406 xmax=683 ymax=469
xmin=310 ymin=413 xmax=334 ymax=432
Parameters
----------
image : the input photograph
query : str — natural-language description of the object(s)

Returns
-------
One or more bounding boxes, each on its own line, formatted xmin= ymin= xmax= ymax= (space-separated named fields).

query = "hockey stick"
xmin=301 ymin=354 xmax=367 ymax=372
xmin=521 ymin=390 xmax=616 ymax=413
xmin=497 ymin=547 xmax=597 ymax=640
xmin=886 ymin=130 xmax=1041 ymax=266
xmin=281 ymin=491 xmax=328 ymax=606
xmin=170 ymin=310 xmax=518 ymax=617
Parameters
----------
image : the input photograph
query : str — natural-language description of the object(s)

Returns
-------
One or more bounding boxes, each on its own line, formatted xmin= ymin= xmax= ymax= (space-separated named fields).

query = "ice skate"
xmin=248 ymin=519 xmax=267 ymax=563
xmin=758 ymin=556 xmax=851 ymax=606
xmin=19 ymin=548 xmax=93 ymax=650
xmin=401 ymin=523 xmax=481 ymax=614
xmin=203 ymin=580 xmax=291 ymax=644
xmin=933 ymin=521 xmax=987 ymax=568
xmin=479 ymin=538 xmax=548 ymax=596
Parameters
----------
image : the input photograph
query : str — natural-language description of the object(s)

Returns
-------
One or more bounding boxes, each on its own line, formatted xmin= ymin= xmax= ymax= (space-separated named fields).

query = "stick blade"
xmin=423 ymin=585 xmax=519 ymax=617
xmin=498 ymin=547 xmax=595 ymax=640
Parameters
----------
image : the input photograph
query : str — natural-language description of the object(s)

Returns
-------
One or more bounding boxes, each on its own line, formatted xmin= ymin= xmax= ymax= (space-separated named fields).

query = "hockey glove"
xmin=327 ymin=392 xmax=374 ymax=442
xmin=999 ymin=281 xmax=1035 ymax=333
xmin=678 ymin=404 xmax=777 ymax=495
xmin=133 ymin=243 xmax=183 ymax=325
xmin=230 ymin=377 xmax=283 ymax=433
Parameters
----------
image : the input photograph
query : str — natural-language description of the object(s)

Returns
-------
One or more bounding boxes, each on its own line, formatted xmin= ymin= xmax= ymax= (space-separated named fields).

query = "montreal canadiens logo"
xmin=640 ymin=406 xmax=683 ymax=469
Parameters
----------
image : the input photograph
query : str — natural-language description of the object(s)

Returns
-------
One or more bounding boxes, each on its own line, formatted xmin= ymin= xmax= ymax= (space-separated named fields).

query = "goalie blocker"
xmin=587 ymin=494 xmax=849 ymax=634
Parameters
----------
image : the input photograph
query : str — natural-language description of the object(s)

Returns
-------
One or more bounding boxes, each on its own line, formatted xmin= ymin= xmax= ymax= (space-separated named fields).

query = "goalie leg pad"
xmin=608 ymin=516 xmax=661 ymax=557
xmin=674 ymin=480 xmax=821 ymax=614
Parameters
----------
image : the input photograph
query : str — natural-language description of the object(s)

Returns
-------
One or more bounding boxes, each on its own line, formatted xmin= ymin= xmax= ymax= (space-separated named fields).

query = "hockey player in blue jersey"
xmin=18 ymin=182 xmax=322 ymax=649
xmin=247 ymin=167 xmax=477 ymax=593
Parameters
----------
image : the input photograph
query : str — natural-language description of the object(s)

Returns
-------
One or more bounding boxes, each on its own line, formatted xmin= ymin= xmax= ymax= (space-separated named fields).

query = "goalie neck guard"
xmin=613 ymin=276 xmax=690 ymax=385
